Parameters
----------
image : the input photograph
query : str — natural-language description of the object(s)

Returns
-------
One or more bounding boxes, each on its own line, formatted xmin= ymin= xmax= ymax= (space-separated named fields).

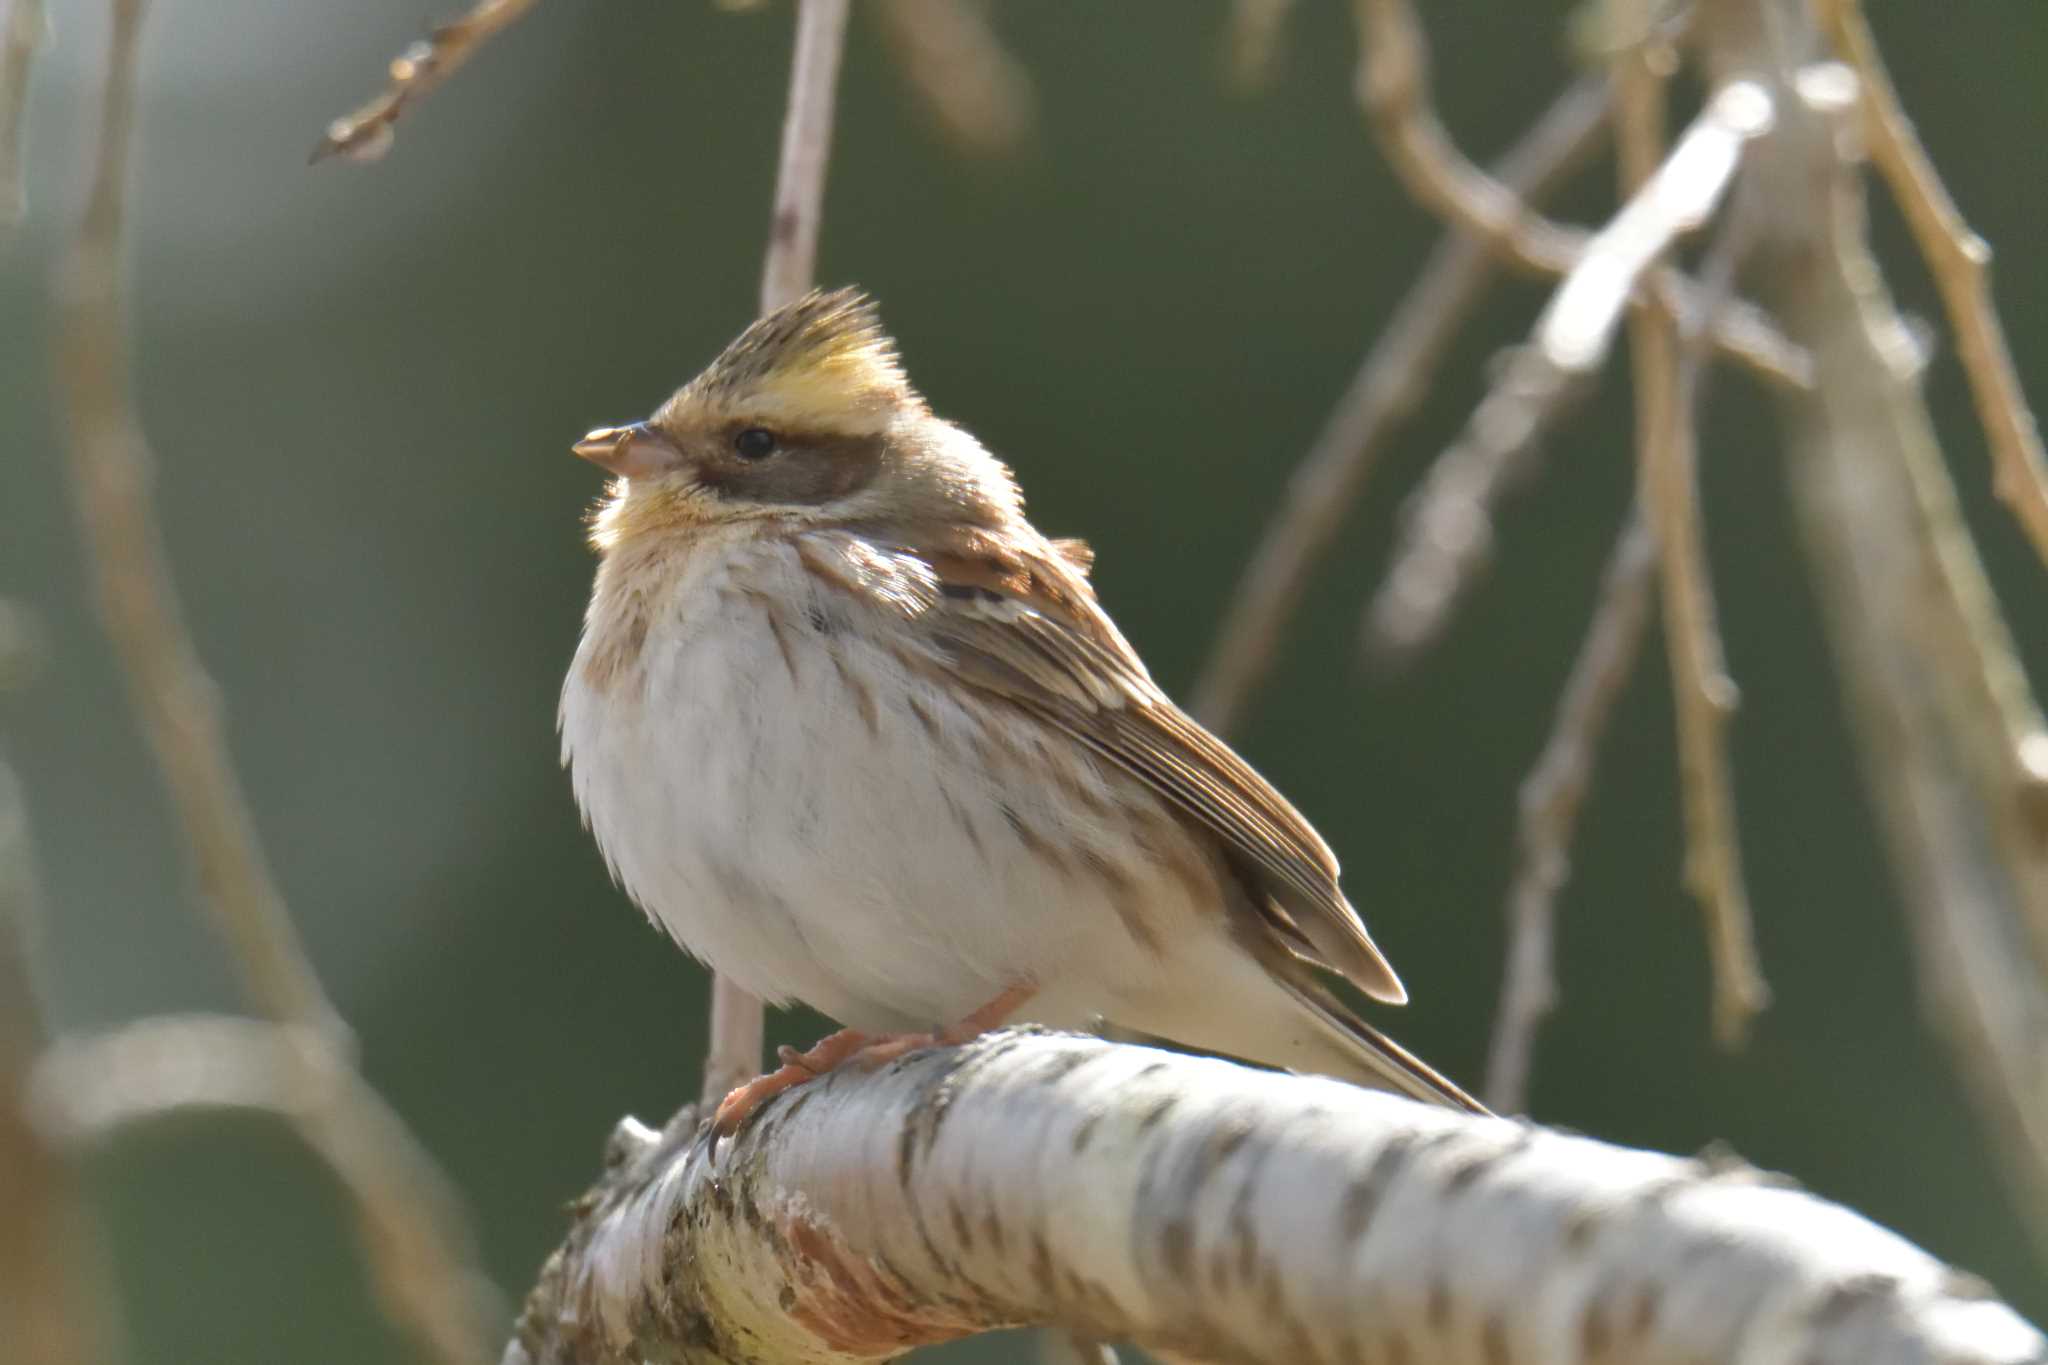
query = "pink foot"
xmin=711 ymin=984 xmax=1038 ymax=1135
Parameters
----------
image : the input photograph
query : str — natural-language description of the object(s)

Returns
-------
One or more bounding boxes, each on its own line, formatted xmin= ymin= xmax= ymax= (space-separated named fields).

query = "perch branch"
xmin=506 ymin=1030 xmax=2045 ymax=1365
xmin=0 ymin=0 xmax=42 ymax=224
xmin=1611 ymin=39 xmax=1770 ymax=1047
xmin=1714 ymin=0 xmax=2048 ymax=1252
xmin=52 ymin=3 xmax=496 ymax=1359
xmin=314 ymin=0 xmax=539 ymax=164
xmin=871 ymin=0 xmax=1034 ymax=158
xmin=1191 ymin=74 xmax=1610 ymax=732
xmin=1361 ymin=79 xmax=1769 ymax=663
xmin=1349 ymin=0 xmax=1809 ymax=391
xmin=703 ymin=0 xmax=852 ymax=1109
xmin=1815 ymin=0 xmax=2048 ymax=572
xmin=1485 ymin=507 xmax=1656 ymax=1112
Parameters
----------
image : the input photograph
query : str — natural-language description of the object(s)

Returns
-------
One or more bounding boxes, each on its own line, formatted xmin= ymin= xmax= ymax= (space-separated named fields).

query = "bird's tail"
xmin=1259 ymin=962 xmax=1489 ymax=1113
xmin=1122 ymin=938 xmax=1489 ymax=1114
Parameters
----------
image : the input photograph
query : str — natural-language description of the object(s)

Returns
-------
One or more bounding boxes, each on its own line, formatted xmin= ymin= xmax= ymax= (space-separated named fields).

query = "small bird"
xmin=560 ymin=288 xmax=1480 ymax=1128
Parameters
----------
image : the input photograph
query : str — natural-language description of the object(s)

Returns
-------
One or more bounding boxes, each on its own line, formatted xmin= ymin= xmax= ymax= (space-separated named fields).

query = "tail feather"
xmin=1114 ymin=935 xmax=1490 ymax=1114
xmin=1262 ymin=965 xmax=1489 ymax=1113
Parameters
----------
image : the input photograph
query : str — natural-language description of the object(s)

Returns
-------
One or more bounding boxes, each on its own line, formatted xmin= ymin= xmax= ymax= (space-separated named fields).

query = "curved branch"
xmin=507 ymin=1031 xmax=2042 ymax=1365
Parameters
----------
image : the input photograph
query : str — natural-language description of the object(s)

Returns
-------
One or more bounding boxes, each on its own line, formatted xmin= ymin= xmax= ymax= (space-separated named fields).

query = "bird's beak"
xmin=572 ymin=421 xmax=684 ymax=479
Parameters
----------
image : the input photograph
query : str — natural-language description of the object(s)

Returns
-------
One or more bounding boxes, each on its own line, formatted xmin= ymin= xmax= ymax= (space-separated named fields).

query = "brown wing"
xmin=806 ymin=527 xmax=1407 ymax=1006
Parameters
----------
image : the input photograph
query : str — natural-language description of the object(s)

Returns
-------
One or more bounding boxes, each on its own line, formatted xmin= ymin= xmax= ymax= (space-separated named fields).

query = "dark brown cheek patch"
xmin=700 ymin=431 xmax=885 ymax=507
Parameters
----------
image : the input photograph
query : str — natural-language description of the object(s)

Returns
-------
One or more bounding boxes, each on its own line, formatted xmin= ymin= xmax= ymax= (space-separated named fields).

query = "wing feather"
xmin=804 ymin=527 xmax=1407 ymax=1005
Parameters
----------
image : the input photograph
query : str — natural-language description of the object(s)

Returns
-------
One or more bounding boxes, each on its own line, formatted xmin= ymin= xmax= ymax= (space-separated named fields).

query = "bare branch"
xmin=1361 ymin=80 xmax=1769 ymax=665
xmin=1541 ymin=81 xmax=1774 ymax=374
xmin=313 ymin=0 xmax=538 ymax=164
xmin=760 ymin=0 xmax=851 ymax=315
xmin=1349 ymin=0 xmax=1809 ymax=390
xmin=1726 ymin=0 xmax=2048 ymax=1250
xmin=1612 ymin=42 xmax=1770 ymax=1048
xmin=1191 ymin=75 xmax=1610 ymax=733
xmin=507 ymin=1031 xmax=2045 ymax=1365
xmin=1815 ymin=0 xmax=2048 ymax=572
xmin=871 ymin=0 xmax=1034 ymax=158
xmin=52 ymin=4 xmax=497 ymax=1358
xmin=701 ymin=0 xmax=853 ymax=1110
xmin=1361 ymin=341 xmax=1595 ymax=662
xmin=32 ymin=1013 xmax=507 ymax=1355
xmin=0 ymin=0 xmax=43 ymax=224
xmin=1 ymin=759 xmax=109 ymax=1365
xmin=57 ymin=0 xmax=342 ymax=1053
xmin=1485 ymin=507 xmax=1656 ymax=1112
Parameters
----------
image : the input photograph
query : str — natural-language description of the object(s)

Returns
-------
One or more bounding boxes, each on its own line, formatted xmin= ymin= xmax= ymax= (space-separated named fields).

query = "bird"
xmin=558 ymin=287 xmax=1482 ymax=1129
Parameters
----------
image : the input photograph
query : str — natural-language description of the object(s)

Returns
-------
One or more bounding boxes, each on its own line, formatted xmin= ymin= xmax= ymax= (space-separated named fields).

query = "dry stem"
xmin=0 ymin=760 xmax=106 ymax=1365
xmin=56 ymin=0 xmax=342 ymax=1049
xmin=1349 ymin=0 xmax=1808 ymax=392
xmin=314 ymin=0 xmax=539 ymax=164
xmin=1815 ymin=0 xmax=2048 ymax=573
xmin=871 ymin=0 xmax=1034 ymax=158
xmin=1484 ymin=508 xmax=1657 ymax=1112
xmin=1191 ymin=75 xmax=1610 ymax=732
xmin=702 ymin=0 xmax=853 ymax=1109
xmin=1361 ymin=79 xmax=1767 ymax=665
xmin=760 ymin=0 xmax=851 ymax=314
xmin=1361 ymin=342 xmax=1594 ymax=662
xmin=1611 ymin=29 xmax=1769 ymax=1048
xmin=52 ymin=3 xmax=495 ymax=1359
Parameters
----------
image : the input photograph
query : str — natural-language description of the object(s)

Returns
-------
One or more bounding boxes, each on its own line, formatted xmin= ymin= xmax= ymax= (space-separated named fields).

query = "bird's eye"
xmin=733 ymin=427 xmax=777 ymax=460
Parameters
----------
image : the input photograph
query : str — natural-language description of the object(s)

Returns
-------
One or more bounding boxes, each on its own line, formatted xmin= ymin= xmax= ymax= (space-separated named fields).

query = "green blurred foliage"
xmin=3 ymin=2 xmax=2045 ymax=1360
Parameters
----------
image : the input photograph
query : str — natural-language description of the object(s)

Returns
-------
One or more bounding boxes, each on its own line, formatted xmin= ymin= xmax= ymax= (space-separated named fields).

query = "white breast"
xmin=559 ymin=531 xmax=1201 ymax=1035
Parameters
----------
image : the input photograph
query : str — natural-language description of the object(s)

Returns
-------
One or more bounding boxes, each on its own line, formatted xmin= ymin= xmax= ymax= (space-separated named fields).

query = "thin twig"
xmin=761 ymin=0 xmax=850 ymax=315
xmin=57 ymin=0 xmax=341 ymax=1046
xmin=1191 ymin=75 xmax=1610 ymax=733
xmin=702 ymin=0 xmax=852 ymax=1109
xmin=1816 ymin=0 xmax=2048 ymax=572
xmin=1360 ymin=80 xmax=1768 ymax=664
xmin=1613 ymin=28 xmax=1769 ymax=1048
xmin=1486 ymin=173 xmax=1768 ymax=1111
xmin=52 ymin=4 xmax=496 ymax=1360
xmin=0 ymin=0 xmax=43 ymax=224
xmin=1538 ymin=81 xmax=1775 ymax=373
xmin=1484 ymin=508 xmax=1656 ymax=1113
xmin=31 ymin=1011 xmax=506 ymax=1354
xmin=1 ymin=759 xmax=109 ymax=1365
xmin=313 ymin=0 xmax=538 ymax=164
xmin=1360 ymin=343 xmax=1595 ymax=663
xmin=1349 ymin=0 xmax=1809 ymax=392
xmin=871 ymin=0 xmax=1034 ymax=158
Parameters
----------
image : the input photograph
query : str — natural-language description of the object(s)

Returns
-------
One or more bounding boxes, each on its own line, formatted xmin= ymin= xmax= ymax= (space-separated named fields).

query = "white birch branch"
xmin=505 ymin=1031 xmax=2044 ymax=1365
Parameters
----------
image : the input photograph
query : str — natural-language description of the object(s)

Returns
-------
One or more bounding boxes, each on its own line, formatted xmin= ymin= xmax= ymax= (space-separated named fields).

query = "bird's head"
xmin=576 ymin=288 xmax=1022 ymax=551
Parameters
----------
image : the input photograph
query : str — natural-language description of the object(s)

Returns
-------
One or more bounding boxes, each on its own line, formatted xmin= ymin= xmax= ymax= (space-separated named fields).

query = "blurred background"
xmin=4 ymin=1 xmax=2046 ymax=1360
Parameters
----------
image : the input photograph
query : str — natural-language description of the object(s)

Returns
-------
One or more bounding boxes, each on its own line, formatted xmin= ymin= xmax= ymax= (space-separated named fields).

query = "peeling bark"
xmin=506 ymin=1031 xmax=2044 ymax=1365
